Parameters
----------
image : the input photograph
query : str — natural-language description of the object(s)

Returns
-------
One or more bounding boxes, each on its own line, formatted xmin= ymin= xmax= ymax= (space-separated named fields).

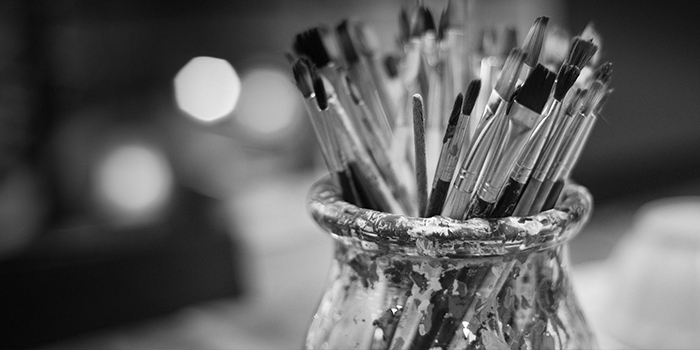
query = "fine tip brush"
xmin=425 ymin=92 xmax=463 ymax=217
xmin=424 ymin=79 xmax=481 ymax=217
xmin=293 ymin=59 xmax=362 ymax=207
xmin=467 ymin=64 xmax=555 ymax=218
xmin=440 ymin=48 xmax=525 ymax=219
xmin=541 ymin=63 xmax=612 ymax=210
xmin=294 ymin=26 xmax=369 ymax=139
xmin=314 ymin=64 xmax=406 ymax=214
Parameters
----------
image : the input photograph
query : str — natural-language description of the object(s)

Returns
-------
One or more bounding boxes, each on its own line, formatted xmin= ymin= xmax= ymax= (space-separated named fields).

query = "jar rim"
xmin=308 ymin=177 xmax=593 ymax=258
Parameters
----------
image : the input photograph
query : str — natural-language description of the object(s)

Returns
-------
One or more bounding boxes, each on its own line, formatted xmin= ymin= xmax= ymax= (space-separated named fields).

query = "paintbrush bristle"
xmin=581 ymin=79 xmax=607 ymax=114
xmin=409 ymin=7 xmax=426 ymax=38
xmin=494 ymin=48 xmax=526 ymax=100
xmin=294 ymin=27 xmax=332 ymax=68
xmin=422 ymin=6 xmax=436 ymax=33
xmin=521 ymin=16 xmax=549 ymax=68
xmin=353 ymin=21 xmax=380 ymax=57
xmin=292 ymin=58 xmax=314 ymax=98
xmin=581 ymin=22 xmax=602 ymax=66
xmin=564 ymin=88 xmax=585 ymax=116
xmin=336 ymin=20 xmax=360 ymax=65
xmin=310 ymin=64 xmax=328 ymax=110
xmin=515 ymin=64 xmax=556 ymax=113
xmin=554 ymin=63 xmax=580 ymax=101
xmin=463 ymin=79 xmax=481 ymax=115
xmin=593 ymin=62 xmax=613 ymax=84
xmin=443 ymin=93 xmax=464 ymax=142
xmin=437 ymin=7 xmax=450 ymax=41
xmin=399 ymin=7 xmax=411 ymax=44
xmin=567 ymin=36 xmax=598 ymax=69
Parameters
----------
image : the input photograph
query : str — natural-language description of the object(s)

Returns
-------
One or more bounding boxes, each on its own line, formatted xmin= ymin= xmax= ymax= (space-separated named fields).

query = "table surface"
xmin=38 ymin=171 xmax=699 ymax=350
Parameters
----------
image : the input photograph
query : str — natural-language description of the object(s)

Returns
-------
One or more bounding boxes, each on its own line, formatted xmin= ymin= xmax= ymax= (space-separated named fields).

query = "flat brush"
xmin=466 ymin=64 xmax=555 ymax=219
xmin=472 ymin=47 xmax=524 ymax=138
xmin=441 ymin=49 xmax=525 ymax=220
xmin=519 ymin=16 xmax=549 ymax=80
xmin=491 ymin=62 xmax=579 ymax=217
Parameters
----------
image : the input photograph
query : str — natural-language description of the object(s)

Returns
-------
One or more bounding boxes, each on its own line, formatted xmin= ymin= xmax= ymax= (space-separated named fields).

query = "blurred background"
xmin=0 ymin=0 xmax=698 ymax=349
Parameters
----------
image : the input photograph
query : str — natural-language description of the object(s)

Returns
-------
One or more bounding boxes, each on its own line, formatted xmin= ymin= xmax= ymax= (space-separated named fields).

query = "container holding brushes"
xmin=306 ymin=175 xmax=595 ymax=350
xmin=292 ymin=3 xmax=611 ymax=349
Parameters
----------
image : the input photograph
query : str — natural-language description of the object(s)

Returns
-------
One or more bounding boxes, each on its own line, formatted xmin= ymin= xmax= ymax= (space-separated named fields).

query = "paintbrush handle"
xmin=512 ymin=177 xmax=543 ymax=217
xmin=530 ymin=177 xmax=555 ymax=214
xmin=492 ymin=177 xmax=526 ymax=217
xmin=465 ymin=195 xmax=493 ymax=219
xmin=542 ymin=178 xmax=565 ymax=211
xmin=425 ymin=178 xmax=451 ymax=217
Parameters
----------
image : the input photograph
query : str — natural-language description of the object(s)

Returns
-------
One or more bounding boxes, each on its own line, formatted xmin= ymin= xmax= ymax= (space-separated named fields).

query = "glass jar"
xmin=305 ymin=177 xmax=596 ymax=350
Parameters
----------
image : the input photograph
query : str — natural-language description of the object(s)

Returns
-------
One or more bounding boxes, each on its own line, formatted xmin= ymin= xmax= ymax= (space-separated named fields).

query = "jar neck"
xmin=308 ymin=177 xmax=593 ymax=259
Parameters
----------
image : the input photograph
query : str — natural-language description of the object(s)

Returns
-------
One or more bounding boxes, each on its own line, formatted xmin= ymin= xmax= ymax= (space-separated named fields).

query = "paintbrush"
xmin=425 ymin=80 xmax=480 ymax=217
xmin=336 ymin=20 xmax=394 ymax=143
xmin=314 ymin=69 xmax=405 ymax=214
xmin=466 ymin=64 xmax=555 ymax=219
xmin=441 ymin=48 xmax=525 ymax=220
xmin=519 ymin=16 xmax=549 ymax=80
xmin=425 ymin=93 xmax=463 ymax=216
xmin=293 ymin=59 xmax=362 ymax=206
xmin=540 ymin=63 xmax=611 ymax=210
xmin=294 ymin=26 xmax=366 ymax=133
xmin=343 ymin=75 xmax=415 ymax=215
xmin=352 ymin=21 xmax=399 ymax=131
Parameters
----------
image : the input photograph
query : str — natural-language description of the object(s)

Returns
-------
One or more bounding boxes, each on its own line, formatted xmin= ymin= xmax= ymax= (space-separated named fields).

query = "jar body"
xmin=305 ymin=241 xmax=595 ymax=350
xmin=306 ymin=178 xmax=596 ymax=350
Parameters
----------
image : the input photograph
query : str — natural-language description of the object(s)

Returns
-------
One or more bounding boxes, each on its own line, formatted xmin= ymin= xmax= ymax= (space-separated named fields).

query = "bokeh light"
xmin=233 ymin=66 xmax=301 ymax=138
xmin=94 ymin=143 xmax=173 ymax=221
xmin=174 ymin=56 xmax=241 ymax=123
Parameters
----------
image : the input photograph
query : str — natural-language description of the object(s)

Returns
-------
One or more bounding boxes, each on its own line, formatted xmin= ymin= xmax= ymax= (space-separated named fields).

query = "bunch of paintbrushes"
xmin=291 ymin=6 xmax=611 ymax=221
